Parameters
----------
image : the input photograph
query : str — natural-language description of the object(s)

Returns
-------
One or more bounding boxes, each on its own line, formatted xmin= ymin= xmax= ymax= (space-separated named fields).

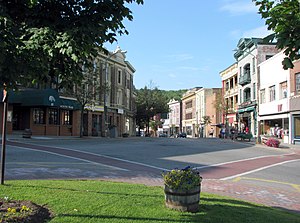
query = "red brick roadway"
xmin=8 ymin=141 xmax=300 ymax=214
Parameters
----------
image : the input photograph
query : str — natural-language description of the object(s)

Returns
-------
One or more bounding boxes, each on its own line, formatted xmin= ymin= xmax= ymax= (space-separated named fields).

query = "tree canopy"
xmin=135 ymin=86 xmax=169 ymax=132
xmin=253 ymin=0 xmax=300 ymax=69
xmin=0 ymin=0 xmax=143 ymax=89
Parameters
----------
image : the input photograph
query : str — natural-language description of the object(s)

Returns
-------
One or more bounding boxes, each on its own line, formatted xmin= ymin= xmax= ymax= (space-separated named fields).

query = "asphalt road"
xmin=3 ymin=136 xmax=300 ymax=193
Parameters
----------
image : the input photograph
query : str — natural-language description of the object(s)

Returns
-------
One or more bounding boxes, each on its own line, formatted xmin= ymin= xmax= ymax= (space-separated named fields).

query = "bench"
xmin=293 ymin=138 xmax=300 ymax=144
xmin=236 ymin=133 xmax=253 ymax=141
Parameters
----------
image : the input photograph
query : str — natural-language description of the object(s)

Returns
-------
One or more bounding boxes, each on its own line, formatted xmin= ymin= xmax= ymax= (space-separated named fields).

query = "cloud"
xmin=229 ymin=26 xmax=273 ymax=40
xmin=164 ymin=53 xmax=194 ymax=62
xmin=220 ymin=0 xmax=257 ymax=16
xmin=168 ymin=73 xmax=177 ymax=78
xmin=242 ymin=26 xmax=273 ymax=38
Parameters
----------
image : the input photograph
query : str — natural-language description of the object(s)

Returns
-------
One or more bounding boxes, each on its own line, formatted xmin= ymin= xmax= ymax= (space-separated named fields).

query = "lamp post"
xmin=103 ymin=47 xmax=127 ymax=137
xmin=1 ymin=85 xmax=8 ymax=185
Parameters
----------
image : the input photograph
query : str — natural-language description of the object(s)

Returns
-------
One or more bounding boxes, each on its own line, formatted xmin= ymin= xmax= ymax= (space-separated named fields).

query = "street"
xmin=2 ymin=136 xmax=300 ymax=212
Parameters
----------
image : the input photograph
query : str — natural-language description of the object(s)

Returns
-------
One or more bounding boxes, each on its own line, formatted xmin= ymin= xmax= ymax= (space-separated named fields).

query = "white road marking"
xmin=10 ymin=145 xmax=128 ymax=171
xmin=220 ymin=159 xmax=300 ymax=180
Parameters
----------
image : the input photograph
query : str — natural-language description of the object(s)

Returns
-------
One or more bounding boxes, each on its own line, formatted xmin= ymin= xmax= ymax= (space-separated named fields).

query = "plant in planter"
xmin=265 ymin=137 xmax=281 ymax=148
xmin=162 ymin=166 xmax=202 ymax=212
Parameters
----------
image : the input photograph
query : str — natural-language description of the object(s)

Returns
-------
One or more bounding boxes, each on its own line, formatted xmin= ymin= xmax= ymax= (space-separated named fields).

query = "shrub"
xmin=162 ymin=166 xmax=202 ymax=191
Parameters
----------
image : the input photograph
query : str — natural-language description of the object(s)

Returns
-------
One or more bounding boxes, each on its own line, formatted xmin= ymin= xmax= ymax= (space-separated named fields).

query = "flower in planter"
xmin=265 ymin=137 xmax=281 ymax=148
xmin=162 ymin=166 xmax=202 ymax=191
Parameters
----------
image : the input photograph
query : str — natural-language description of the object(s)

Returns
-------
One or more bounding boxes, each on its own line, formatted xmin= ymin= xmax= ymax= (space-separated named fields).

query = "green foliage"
xmin=0 ymin=0 xmax=144 ymax=89
xmin=161 ymin=89 xmax=187 ymax=101
xmin=202 ymin=115 xmax=212 ymax=125
xmin=162 ymin=167 xmax=202 ymax=191
xmin=135 ymin=85 xmax=169 ymax=130
xmin=1 ymin=180 xmax=300 ymax=223
xmin=253 ymin=0 xmax=300 ymax=69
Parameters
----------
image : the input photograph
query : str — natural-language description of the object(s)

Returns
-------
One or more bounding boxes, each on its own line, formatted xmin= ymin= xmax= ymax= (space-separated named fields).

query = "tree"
xmin=253 ymin=0 xmax=300 ymax=69
xmin=202 ymin=116 xmax=211 ymax=138
xmin=0 ymin=0 xmax=143 ymax=89
xmin=136 ymin=83 xmax=169 ymax=135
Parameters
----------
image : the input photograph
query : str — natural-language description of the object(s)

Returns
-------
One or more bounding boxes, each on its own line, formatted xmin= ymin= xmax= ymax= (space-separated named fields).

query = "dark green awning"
xmin=2 ymin=89 xmax=80 ymax=110
xmin=60 ymin=98 xmax=81 ymax=110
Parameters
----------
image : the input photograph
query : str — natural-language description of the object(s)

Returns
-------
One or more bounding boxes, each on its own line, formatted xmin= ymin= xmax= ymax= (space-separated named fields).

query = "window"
xmin=266 ymin=55 xmax=273 ymax=60
xmin=118 ymin=70 xmax=122 ymax=84
xmin=280 ymin=81 xmax=287 ymax=99
xmin=185 ymin=100 xmax=192 ymax=109
xmin=225 ymin=82 xmax=229 ymax=91
xmin=253 ymin=83 xmax=256 ymax=100
xmin=260 ymin=89 xmax=265 ymax=104
xmin=62 ymin=110 xmax=72 ymax=125
xmin=185 ymin=113 xmax=192 ymax=120
xmin=252 ymin=57 xmax=255 ymax=74
xmin=296 ymin=73 xmax=300 ymax=93
xmin=269 ymin=85 xmax=276 ymax=102
xmin=49 ymin=108 xmax=59 ymax=125
xmin=33 ymin=108 xmax=45 ymax=124
xmin=239 ymin=89 xmax=242 ymax=103
xmin=295 ymin=116 xmax=300 ymax=138
xmin=244 ymin=88 xmax=251 ymax=102
xmin=117 ymin=90 xmax=122 ymax=105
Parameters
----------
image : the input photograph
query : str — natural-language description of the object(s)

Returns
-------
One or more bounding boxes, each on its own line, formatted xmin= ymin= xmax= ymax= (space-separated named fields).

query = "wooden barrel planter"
xmin=164 ymin=185 xmax=201 ymax=213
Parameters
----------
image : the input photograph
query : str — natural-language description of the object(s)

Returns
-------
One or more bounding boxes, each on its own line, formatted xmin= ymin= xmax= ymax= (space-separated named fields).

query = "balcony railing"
xmin=239 ymin=71 xmax=251 ymax=86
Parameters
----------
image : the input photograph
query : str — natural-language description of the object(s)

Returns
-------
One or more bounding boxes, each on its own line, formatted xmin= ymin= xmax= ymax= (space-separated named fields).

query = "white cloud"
xmin=242 ymin=26 xmax=273 ymax=38
xmin=168 ymin=73 xmax=177 ymax=78
xmin=220 ymin=1 xmax=257 ymax=16
xmin=164 ymin=53 xmax=194 ymax=62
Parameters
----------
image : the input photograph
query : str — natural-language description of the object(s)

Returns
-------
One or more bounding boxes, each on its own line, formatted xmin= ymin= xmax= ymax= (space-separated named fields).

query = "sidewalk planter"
xmin=162 ymin=167 xmax=202 ymax=213
xmin=265 ymin=137 xmax=280 ymax=148
xmin=22 ymin=129 xmax=32 ymax=138
xmin=164 ymin=185 xmax=201 ymax=212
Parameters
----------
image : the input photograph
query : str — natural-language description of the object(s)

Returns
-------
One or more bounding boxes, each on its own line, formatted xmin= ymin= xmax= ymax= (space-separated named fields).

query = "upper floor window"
xmin=296 ymin=73 xmax=300 ymax=94
xmin=269 ymin=85 xmax=276 ymax=102
xmin=280 ymin=81 xmax=287 ymax=99
xmin=243 ymin=63 xmax=250 ymax=76
xmin=118 ymin=70 xmax=122 ymax=84
xmin=252 ymin=57 xmax=255 ymax=74
xmin=225 ymin=82 xmax=229 ymax=91
xmin=260 ymin=89 xmax=265 ymax=104
xmin=185 ymin=100 xmax=192 ymax=109
xmin=266 ymin=55 xmax=273 ymax=60
xmin=253 ymin=83 xmax=256 ymax=100
xmin=243 ymin=88 xmax=251 ymax=102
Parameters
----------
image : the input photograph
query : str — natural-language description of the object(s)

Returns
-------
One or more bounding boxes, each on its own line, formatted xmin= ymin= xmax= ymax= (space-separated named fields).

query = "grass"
xmin=0 ymin=180 xmax=299 ymax=223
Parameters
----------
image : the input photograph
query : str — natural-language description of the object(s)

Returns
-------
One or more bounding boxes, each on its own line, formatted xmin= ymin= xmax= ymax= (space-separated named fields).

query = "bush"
xmin=162 ymin=166 xmax=202 ymax=191
xmin=265 ymin=137 xmax=280 ymax=148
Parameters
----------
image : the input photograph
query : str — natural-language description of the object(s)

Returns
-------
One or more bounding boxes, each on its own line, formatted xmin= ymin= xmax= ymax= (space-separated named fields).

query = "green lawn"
xmin=0 ymin=180 xmax=299 ymax=223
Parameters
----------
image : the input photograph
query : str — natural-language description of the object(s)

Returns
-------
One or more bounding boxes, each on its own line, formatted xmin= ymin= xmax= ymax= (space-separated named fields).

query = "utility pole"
xmin=1 ymin=85 xmax=8 ymax=185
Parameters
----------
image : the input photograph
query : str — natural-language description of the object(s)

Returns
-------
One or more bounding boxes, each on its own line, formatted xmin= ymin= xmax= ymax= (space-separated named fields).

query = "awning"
xmin=238 ymin=106 xmax=255 ymax=113
xmin=60 ymin=98 xmax=81 ymax=110
xmin=3 ymin=89 xmax=80 ymax=110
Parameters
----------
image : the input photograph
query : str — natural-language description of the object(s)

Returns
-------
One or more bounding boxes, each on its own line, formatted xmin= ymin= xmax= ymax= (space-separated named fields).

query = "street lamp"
xmin=103 ymin=47 xmax=127 ymax=137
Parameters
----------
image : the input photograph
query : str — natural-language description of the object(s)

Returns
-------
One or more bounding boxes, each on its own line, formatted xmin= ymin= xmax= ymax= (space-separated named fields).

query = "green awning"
xmin=20 ymin=89 xmax=60 ymax=107
xmin=238 ymin=109 xmax=245 ymax=113
xmin=60 ymin=98 xmax=81 ymax=110
xmin=245 ymin=106 xmax=255 ymax=112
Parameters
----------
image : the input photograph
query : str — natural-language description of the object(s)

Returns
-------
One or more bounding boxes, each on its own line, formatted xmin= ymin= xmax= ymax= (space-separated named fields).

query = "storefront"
xmin=237 ymin=105 xmax=257 ymax=136
xmin=1 ymin=89 xmax=81 ymax=136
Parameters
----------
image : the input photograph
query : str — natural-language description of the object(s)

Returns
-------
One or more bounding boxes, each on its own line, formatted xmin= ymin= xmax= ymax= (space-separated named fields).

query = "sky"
xmin=105 ymin=0 xmax=272 ymax=90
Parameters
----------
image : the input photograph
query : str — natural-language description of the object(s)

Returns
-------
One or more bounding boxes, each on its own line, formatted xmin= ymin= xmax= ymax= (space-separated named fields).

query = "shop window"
xmin=49 ymin=108 xmax=59 ymax=125
xmin=62 ymin=110 xmax=72 ymax=125
xmin=33 ymin=108 xmax=45 ymax=124
xmin=294 ymin=116 xmax=300 ymax=138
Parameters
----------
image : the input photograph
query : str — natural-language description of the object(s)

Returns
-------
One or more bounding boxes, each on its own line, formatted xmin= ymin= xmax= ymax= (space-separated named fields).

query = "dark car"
xmin=177 ymin=132 xmax=187 ymax=138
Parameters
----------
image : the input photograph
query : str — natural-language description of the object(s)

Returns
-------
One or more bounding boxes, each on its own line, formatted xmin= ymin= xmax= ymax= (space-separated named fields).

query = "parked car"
xmin=159 ymin=133 xmax=168 ymax=137
xmin=177 ymin=132 xmax=187 ymax=138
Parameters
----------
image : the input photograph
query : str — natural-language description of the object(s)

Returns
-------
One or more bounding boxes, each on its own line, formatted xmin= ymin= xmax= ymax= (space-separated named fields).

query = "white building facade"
xmin=258 ymin=51 xmax=290 ymax=142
